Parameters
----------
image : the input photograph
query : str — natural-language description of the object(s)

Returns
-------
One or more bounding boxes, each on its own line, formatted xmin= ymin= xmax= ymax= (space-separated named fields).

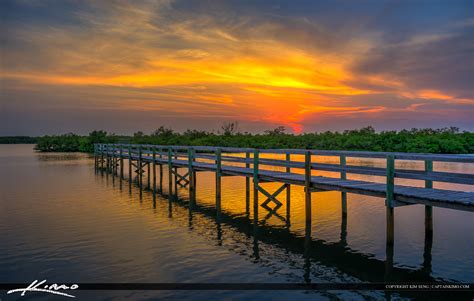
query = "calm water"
xmin=1 ymin=145 xmax=473 ymax=300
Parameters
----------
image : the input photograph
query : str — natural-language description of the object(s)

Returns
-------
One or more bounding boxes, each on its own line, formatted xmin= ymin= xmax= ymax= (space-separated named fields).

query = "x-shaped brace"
xmin=134 ymin=162 xmax=148 ymax=174
xmin=258 ymin=183 xmax=286 ymax=208
xmin=176 ymin=171 xmax=190 ymax=188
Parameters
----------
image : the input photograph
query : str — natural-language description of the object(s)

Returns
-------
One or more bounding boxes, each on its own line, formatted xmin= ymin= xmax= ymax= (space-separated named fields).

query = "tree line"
xmin=0 ymin=136 xmax=37 ymax=144
xmin=28 ymin=124 xmax=474 ymax=154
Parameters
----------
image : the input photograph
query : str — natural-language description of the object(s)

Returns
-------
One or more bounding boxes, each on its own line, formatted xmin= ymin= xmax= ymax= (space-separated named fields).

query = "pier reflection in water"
xmin=110 ymin=162 xmax=440 ymax=284
xmin=98 ymin=148 xmax=474 ymax=286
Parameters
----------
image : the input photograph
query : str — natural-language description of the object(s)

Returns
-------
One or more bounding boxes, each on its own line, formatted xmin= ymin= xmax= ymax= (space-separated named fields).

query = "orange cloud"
xmin=2 ymin=1 xmax=471 ymax=133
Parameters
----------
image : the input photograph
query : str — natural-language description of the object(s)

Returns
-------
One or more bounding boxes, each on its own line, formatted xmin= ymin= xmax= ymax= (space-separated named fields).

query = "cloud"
xmin=1 ymin=0 xmax=473 ymax=134
xmin=352 ymin=24 xmax=474 ymax=100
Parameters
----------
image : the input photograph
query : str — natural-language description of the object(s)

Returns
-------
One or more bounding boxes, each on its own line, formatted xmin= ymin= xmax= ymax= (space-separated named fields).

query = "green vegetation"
xmin=0 ymin=136 xmax=37 ymax=144
xmin=34 ymin=131 xmax=119 ymax=152
xmin=29 ymin=125 xmax=474 ymax=154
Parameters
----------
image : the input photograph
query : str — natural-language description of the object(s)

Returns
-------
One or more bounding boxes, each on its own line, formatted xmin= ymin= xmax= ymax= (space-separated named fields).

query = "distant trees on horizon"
xmin=26 ymin=124 xmax=474 ymax=154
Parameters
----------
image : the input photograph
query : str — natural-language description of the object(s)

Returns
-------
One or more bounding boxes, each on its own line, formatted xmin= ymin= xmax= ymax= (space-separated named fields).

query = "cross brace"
xmin=171 ymin=169 xmax=191 ymax=188
xmin=257 ymin=183 xmax=287 ymax=208
xmin=134 ymin=161 xmax=148 ymax=174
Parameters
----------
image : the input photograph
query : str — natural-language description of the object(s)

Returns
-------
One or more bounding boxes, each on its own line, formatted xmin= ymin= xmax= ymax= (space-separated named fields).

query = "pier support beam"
xmin=424 ymin=160 xmax=433 ymax=236
xmin=385 ymin=206 xmax=395 ymax=280
xmin=386 ymin=207 xmax=394 ymax=246
xmin=138 ymin=146 xmax=143 ymax=189
xmin=216 ymin=148 xmax=222 ymax=215
xmin=159 ymin=148 xmax=163 ymax=193
xmin=245 ymin=151 xmax=250 ymax=215
xmin=168 ymin=149 xmax=173 ymax=200
xmin=94 ymin=145 xmax=98 ymax=172
xmin=385 ymin=155 xmax=395 ymax=207
xmin=304 ymin=218 xmax=312 ymax=284
xmin=147 ymin=151 xmax=151 ymax=189
xmin=385 ymin=155 xmax=395 ymax=247
xmin=128 ymin=145 xmax=132 ymax=181
xmin=105 ymin=145 xmax=110 ymax=174
xmin=285 ymin=152 xmax=291 ymax=226
xmin=253 ymin=149 xmax=259 ymax=225
xmin=174 ymin=153 xmax=178 ymax=199
xmin=385 ymin=154 xmax=395 ymax=279
xmin=153 ymin=148 xmax=157 ymax=195
xmin=304 ymin=151 xmax=312 ymax=232
xmin=188 ymin=148 xmax=196 ymax=204
xmin=120 ymin=147 xmax=124 ymax=179
xmin=340 ymin=155 xmax=348 ymax=242
xmin=100 ymin=145 xmax=105 ymax=174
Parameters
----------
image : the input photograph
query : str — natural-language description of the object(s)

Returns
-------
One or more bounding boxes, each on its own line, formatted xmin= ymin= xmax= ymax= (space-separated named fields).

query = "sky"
xmin=1 ymin=0 xmax=473 ymax=135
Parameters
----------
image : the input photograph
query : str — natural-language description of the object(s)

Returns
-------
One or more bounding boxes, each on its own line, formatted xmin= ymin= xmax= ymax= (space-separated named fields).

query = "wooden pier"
xmin=94 ymin=143 xmax=474 ymax=250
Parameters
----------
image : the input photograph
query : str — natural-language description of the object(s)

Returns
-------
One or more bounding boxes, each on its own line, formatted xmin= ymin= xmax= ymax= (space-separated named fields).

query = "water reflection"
xmin=106 ymin=169 xmax=438 ymax=285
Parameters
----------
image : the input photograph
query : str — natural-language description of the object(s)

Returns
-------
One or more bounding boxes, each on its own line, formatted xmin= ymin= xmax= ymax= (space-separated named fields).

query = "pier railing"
xmin=94 ymin=144 xmax=474 ymax=211
xmin=95 ymin=144 xmax=474 ymax=183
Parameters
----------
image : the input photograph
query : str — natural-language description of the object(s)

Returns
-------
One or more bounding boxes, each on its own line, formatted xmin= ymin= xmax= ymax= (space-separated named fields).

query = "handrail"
xmin=97 ymin=143 xmax=474 ymax=162
xmin=95 ymin=143 xmax=474 ymax=186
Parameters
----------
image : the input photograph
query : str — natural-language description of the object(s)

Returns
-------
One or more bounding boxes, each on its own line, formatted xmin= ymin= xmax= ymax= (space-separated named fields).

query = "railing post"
xmin=120 ymin=145 xmax=124 ymax=179
xmin=340 ymin=154 xmax=347 ymax=180
xmin=192 ymin=148 xmax=197 ymax=191
xmin=188 ymin=147 xmax=195 ymax=203
xmin=340 ymin=154 xmax=347 ymax=216
xmin=386 ymin=155 xmax=395 ymax=247
xmin=304 ymin=151 xmax=312 ymax=230
xmin=112 ymin=144 xmax=117 ymax=178
xmin=216 ymin=148 xmax=222 ymax=214
xmin=105 ymin=144 xmax=109 ymax=174
xmin=147 ymin=147 xmax=151 ymax=189
xmin=425 ymin=160 xmax=433 ymax=238
xmin=113 ymin=144 xmax=117 ymax=176
xmin=159 ymin=148 xmax=163 ymax=193
xmin=423 ymin=159 xmax=434 ymax=276
xmin=100 ymin=144 xmax=104 ymax=173
xmin=386 ymin=155 xmax=395 ymax=207
xmin=94 ymin=144 xmax=97 ymax=171
xmin=153 ymin=147 xmax=157 ymax=194
xmin=128 ymin=145 xmax=132 ymax=181
xmin=93 ymin=144 xmax=97 ymax=172
xmin=340 ymin=154 xmax=347 ymax=242
xmin=138 ymin=145 xmax=143 ymax=189
xmin=245 ymin=151 xmax=250 ymax=215
xmin=168 ymin=148 xmax=173 ymax=198
xmin=253 ymin=149 xmax=259 ymax=225
xmin=286 ymin=151 xmax=291 ymax=226
xmin=424 ymin=160 xmax=433 ymax=189
xmin=174 ymin=150 xmax=178 ymax=198
xmin=109 ymin=144 xmax=113 ymax=174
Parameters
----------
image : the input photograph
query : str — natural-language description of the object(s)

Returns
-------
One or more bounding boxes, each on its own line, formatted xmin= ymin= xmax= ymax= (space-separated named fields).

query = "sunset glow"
xmin=1 ymin=0 xmax=473 ymax=134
